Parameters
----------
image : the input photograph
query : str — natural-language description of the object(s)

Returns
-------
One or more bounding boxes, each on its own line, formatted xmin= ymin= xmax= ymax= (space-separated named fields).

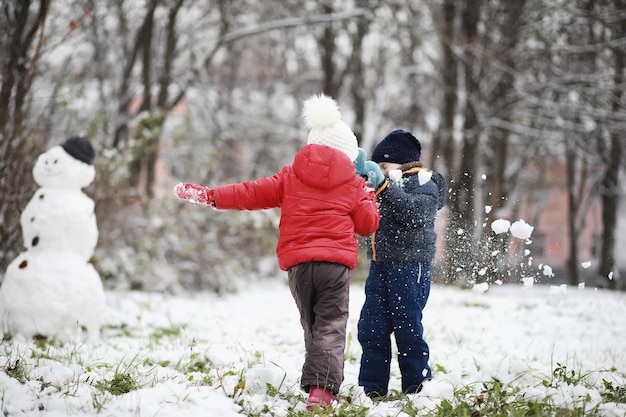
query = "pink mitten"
xmin=173 ymin=183 xmax=215 ymax=206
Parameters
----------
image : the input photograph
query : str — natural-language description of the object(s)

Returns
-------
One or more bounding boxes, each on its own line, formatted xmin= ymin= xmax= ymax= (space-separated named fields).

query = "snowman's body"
xmin=0 ymin=141 xmax=105 ymax=339
xmin=21 ymin=188 xmax=98 ymax=261
xmin=1 ymin=252 xmax=104 ymax=338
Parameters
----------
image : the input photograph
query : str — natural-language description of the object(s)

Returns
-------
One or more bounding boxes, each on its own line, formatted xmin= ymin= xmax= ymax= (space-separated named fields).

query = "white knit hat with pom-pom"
xmin=302 ymin=94 xmax=359 ymax=161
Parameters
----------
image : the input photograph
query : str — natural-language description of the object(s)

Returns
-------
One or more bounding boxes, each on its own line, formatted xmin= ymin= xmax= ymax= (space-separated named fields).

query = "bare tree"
xmin=532 ymin=0 xmax=625 ymax=285
xmin=347 ymin=0 xmax=375 ymax=141
xmin=598 ymin=0 xmax=625 ymax=289
xmin=432 ymin=0 xmax=625 ymax=288
xmin=433 ymin=0 xmax=458 ymax=176
xmin=482 ymin=0 xmax=527 ymax=228
xmin=0 ymin=0 xmax=51 ymax=274
xmin=4 ymin=0 xmax=624 ymax=291
xmin=442 ymin=0 xmax=482 ymax=283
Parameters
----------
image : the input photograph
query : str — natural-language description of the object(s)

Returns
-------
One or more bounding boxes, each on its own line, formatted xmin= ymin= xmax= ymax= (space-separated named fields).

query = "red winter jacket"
xmin=212 ymin=144 xmax=380 ymax=270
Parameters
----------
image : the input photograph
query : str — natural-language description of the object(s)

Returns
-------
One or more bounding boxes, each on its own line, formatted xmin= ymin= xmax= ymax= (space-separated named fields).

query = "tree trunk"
xmin=444 ymin=0 xmax=481 ymax=283
xmin=0 ymin=0 xmax=51 ymax=273
xmin=348 ymin=0 xmax=370 ymax=142
xmin=0 ymin=0 xmax=50 ymax=133
xmin=438 ymin=0 xmax=459 ymax=282
xmin=565 ymin=143 xmax=580 ymax=286
xmin=483 ymin=0 xmax=526 ymax=228
xmin=434 ymin=0 xmax=457 ymax=176
xmin=319 ymin=3 xmax=339 ymax=97
xmin=600 ymin=0 xmax=625 ymax=289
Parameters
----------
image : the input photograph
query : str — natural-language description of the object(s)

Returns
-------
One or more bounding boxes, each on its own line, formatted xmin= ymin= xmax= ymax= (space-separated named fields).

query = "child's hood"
xmin=292 ymin=144 xmax=357 ymax=189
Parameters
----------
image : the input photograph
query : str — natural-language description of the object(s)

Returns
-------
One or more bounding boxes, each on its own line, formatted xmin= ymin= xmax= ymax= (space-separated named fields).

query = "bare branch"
xmin=220 ymin=9 xmax=367 ymax=44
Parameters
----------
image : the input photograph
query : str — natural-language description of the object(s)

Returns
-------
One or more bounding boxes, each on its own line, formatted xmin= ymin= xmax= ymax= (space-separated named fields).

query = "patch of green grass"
xmin=3 ymin=357 xmax=27 ymax=383
xmin=96 ymin=371 xmax=139 ymax=396
xmin=3 ymin=325 xmax=623 ymax=417
xmin=2 ymin=344 xmax=29 ymax=384
xmin=100 ymin=323 xmax=133 ymax=338
xmin=542 ymin=362 xmax=592 ymax=388
xmin=149 ymin=325 xmax=184 ymax=344
xmin=344 ymin=332 xmax=359 ymax=364
xmin=425 ymin=376 xmax=610 ymax=417
xmin=235 ymin=363 xmax=625 ymax=417
xmin=183 ymin=352 xmax=214 ymax=374
xmin=94 ymin=354 xmax=147 ymax=396
xmin=601 ymin=378 xmax=626 ymax=403
xmin=433 ymin=363 xmax=449 ymax=374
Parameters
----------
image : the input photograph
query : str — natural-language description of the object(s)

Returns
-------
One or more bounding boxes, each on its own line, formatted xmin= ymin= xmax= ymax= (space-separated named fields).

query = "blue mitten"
xmin=364 ymin=160 xmax=385 ymax=188
xmin=354 ymin=148 xmax=368 ymax=177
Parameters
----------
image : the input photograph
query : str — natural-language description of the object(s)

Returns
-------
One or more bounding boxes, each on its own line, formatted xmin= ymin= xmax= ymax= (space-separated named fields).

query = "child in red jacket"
xmin=174 ymin=94 xmax=380 ymax=409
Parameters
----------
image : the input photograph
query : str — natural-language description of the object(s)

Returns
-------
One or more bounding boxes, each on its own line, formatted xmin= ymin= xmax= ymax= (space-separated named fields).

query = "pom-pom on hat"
xmin=371 ymin=129 xmax=421 ymax=164
xmin=303 ymin=94 xmax=359 ymax=161
xmin=61 ymin=136 xmax=96 ymax=165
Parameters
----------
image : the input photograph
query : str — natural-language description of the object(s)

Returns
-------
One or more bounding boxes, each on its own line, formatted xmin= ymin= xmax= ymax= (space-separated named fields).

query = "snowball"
xmin=510 ymin=219 xmax=534 ymax=239
xmin=491 ymin=219 xmax=511 ymax=234
xmin=550 ymin=284 xmax=567 ymax=295
xmin=542 ymin=265 xmax=553 ymax=276
xmin=388 ymin=169 xmax=403 ymax=185
xmin=546 ymin=287 xmax=567 ymax=307
xmin=485 ymin=205 xmax=492 ymax=214
xmin=472 ymin=282 xmax=489 ymax=293
xmin=581 ymin=261 xmax=591 ymax=269
xmin=417 ymin=170 xmax=432 ymax=185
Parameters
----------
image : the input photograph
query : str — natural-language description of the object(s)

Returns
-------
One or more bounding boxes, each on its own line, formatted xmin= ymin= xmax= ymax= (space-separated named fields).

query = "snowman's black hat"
xmin=61 ymin=136 xmax=95 ymax=165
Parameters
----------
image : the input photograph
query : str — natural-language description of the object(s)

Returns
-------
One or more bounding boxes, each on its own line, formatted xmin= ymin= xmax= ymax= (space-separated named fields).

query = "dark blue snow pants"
xmin=357 ymin=261 xmax=432 ymax=395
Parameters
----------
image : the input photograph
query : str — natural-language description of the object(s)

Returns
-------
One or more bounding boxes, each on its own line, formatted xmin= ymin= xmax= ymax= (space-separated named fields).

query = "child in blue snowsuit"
xmin=356 ymin=129 xmax=448 ymax=397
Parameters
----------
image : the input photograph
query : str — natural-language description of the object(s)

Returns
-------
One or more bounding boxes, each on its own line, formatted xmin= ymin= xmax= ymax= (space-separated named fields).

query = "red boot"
xmin=306 ymin=387 xmax=337 ymax=409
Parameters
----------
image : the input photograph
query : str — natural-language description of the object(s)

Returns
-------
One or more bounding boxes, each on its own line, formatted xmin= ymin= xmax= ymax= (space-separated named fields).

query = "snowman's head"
xmin=32 ymin=139 xmax=96 ymax=189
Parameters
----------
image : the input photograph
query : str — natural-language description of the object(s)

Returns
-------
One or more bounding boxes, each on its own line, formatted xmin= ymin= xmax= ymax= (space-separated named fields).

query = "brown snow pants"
xmin=288 ymin=261 xmax=351 ymax=395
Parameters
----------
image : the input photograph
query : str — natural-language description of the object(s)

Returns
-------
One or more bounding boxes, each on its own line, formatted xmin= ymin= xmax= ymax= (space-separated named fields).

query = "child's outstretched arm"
xmin=175 ymin=172 xmax=283 ymax=211
xmin=173 ymin=183 xmax=216 ymax=206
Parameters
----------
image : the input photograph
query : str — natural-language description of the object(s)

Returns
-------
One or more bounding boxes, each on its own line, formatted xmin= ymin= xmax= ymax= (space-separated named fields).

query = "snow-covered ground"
xmin=1 ymin=279 xmax=625 ymax=416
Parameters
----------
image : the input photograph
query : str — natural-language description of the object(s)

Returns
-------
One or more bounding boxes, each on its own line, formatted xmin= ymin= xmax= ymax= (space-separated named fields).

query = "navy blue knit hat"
xmin=371 ymin=129 xmax=421 ymax=164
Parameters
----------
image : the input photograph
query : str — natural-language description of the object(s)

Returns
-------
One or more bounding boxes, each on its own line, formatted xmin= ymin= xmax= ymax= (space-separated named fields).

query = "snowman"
xmin=0 ymin=136 xmax=106 ymax=340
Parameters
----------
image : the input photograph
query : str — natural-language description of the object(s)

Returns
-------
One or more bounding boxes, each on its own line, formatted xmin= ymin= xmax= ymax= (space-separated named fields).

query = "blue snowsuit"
xmin=358 ymin=165 xmax=447 ymax=395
